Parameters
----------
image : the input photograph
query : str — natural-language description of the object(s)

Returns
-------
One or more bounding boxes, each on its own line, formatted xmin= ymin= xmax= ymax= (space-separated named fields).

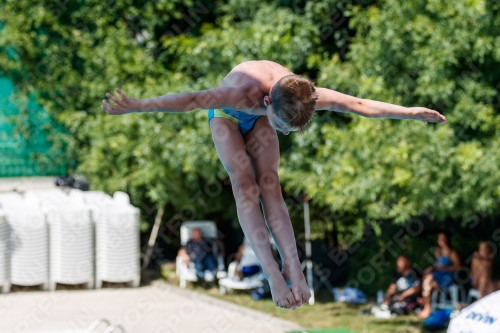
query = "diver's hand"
xmin=101 ymin=88 xmax=141 ymax=115
xmin=409 ymin=107 xmax=447 ymax=124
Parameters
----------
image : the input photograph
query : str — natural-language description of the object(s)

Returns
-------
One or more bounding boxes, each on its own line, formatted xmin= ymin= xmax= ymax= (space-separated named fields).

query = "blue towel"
xmin=333 ymin=287 xmax=367 ymax=304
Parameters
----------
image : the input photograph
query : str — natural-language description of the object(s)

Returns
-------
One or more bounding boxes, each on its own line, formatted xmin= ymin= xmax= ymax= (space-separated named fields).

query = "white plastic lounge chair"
xmin=176 ymin=220 xmax=226 ymax=288
xmin=90 ymin=192 xmax=140 ymax=288
xmin=25 ymin=189 xmax=95 ymax=290
xmin=47 ymin=204 xmax=94 ymax=290
xmin=218 ymin=261 xmax=264 ymax=295
xmin=5 ymin=203 xmax=49 ymax=290
xmin=0 ymin=191 xmax=23 ymax=204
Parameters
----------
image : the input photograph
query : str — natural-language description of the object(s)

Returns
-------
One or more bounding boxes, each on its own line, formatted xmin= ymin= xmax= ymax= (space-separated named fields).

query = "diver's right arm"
xmin=101 ymin=86 xmax=254 ymax=115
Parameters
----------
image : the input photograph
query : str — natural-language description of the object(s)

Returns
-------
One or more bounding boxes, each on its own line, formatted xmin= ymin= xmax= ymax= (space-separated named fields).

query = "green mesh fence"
xmin=0 ymin=77 xmax=68 ymax=177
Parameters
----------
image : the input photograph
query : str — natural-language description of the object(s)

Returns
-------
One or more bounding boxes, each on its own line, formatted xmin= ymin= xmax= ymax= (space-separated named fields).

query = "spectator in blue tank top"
xmin=418 ymin=232 xmax=461 ymax=318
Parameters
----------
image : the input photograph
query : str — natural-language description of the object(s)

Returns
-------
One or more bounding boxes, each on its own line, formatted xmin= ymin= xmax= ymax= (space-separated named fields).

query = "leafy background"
xmin=1 ymin=0 xmax=499 ymax=295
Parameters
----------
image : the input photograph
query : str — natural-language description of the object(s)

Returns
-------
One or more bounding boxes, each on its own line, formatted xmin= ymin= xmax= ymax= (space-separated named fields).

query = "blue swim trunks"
xmin=207 ymin=108 xmax=262 ymax=136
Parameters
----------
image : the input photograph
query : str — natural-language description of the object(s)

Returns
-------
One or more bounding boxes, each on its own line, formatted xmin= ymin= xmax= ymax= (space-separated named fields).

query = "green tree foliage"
xmin=282 ymin=0 xmax=500 ymax=226
xmin=1 ymin=0 xmax=499 ymax=284
xmin=0 ymin=0 xmax=359 ymax=224
xmin=0 ymin=0 xmax=223 ymax=216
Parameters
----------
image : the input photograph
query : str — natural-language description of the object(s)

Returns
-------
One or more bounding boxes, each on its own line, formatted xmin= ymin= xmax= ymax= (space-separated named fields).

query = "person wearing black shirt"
xmin=383 ymin=255 xmax=422 ymax=315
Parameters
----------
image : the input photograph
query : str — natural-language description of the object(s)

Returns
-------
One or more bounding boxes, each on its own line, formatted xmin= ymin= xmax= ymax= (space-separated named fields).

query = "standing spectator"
xmin=471 ymin=241 xmax=499 ymax=299
xmin=383 ymin=255 xmax=422 ymax=315
xmin=418 ymin=232 xmax=461 ymax=318
xmin=178 ymin=228 xmax=222 ymax=281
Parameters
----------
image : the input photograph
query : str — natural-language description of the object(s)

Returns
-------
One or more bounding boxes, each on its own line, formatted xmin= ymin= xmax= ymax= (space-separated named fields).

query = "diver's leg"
xmin=210 ymin=117 xmax=297 ymax=309
xmin=243 ymin=116 xmax=311 ymax=305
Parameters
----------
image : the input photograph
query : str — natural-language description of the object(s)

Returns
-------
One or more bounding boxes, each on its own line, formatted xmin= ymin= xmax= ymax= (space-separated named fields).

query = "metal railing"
xmin=84 ymin=319 xmax=125 ymax=333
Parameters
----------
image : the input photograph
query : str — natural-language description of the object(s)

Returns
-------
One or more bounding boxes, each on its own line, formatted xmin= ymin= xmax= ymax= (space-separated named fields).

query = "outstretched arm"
xmin=315 ymin=87 xmax=446 ymax=123
xmin=101 ymin=85 xmax=254 ymax=115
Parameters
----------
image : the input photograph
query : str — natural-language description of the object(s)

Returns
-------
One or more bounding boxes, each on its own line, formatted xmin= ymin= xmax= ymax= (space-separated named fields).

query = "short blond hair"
xmin=270 ymin=74 xmax=318 ymax=131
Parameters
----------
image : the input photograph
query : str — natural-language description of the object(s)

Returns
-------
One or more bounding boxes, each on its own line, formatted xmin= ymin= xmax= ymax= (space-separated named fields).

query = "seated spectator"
xmin=471 ymin=241 xmax=499 ymax=299
xmin=383 ymin=255 xmax=422 ymax=315
xmin=418 ymin=232 xmax=461 ymax=318
xmin=233 ymin=238 xmax=261 ymax=280
xmin=178 ymin=228 xmax=222 ymax=280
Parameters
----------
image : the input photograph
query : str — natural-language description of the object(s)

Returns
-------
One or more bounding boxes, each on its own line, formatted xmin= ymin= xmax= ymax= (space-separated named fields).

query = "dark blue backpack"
xmin=423 ymin=309 xmax=452 ymax=332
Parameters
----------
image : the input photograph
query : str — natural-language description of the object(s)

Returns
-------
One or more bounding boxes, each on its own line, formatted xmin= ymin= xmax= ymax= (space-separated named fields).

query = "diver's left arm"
xmin=315 ymin=87 xmax=446 ymax=123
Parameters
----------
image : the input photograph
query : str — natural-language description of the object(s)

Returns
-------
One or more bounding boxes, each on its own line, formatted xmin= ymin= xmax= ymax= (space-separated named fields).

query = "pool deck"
xmin=0 ymin=280 xmax=302 ymax=333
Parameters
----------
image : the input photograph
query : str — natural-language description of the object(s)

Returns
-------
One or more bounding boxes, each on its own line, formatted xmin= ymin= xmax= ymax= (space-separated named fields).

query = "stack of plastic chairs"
xmin=25 ymin=189 xmax=94 ymax=290
xmin=83 ymin=191 xmax=140 ymax=288
xmin=0 ymin=189 xmax=141 ymax=292
xmin=0 ymin=192 xmax=49 ymax=290
xmin=0 ymin=208 xmax=9 ymax=293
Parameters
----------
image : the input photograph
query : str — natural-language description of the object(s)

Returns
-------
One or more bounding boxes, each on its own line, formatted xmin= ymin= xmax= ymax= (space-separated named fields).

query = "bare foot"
xmin=268 ymin=270 xmax=297 ymax=310
xmin=282 ymin=260 xmax=311 ymax=307
xmin=417 ymin=305 xmax=431 ymax=318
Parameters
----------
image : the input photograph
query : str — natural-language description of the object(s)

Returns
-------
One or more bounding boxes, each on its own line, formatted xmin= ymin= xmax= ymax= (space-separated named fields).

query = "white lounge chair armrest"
xmin=227 ymin=262 xmax=238 ymax=279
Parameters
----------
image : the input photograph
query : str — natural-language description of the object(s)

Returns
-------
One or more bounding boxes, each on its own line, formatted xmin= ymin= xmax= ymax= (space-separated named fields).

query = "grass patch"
xmin=160 ymin=264 xmax=426 ymax=333
xmin=194 ymin=286 xmax=423 ymax=333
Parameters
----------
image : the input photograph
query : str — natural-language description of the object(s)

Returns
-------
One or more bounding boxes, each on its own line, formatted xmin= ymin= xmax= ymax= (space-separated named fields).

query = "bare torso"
xmin=219 ymin=60 xmax=294 ymax=115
